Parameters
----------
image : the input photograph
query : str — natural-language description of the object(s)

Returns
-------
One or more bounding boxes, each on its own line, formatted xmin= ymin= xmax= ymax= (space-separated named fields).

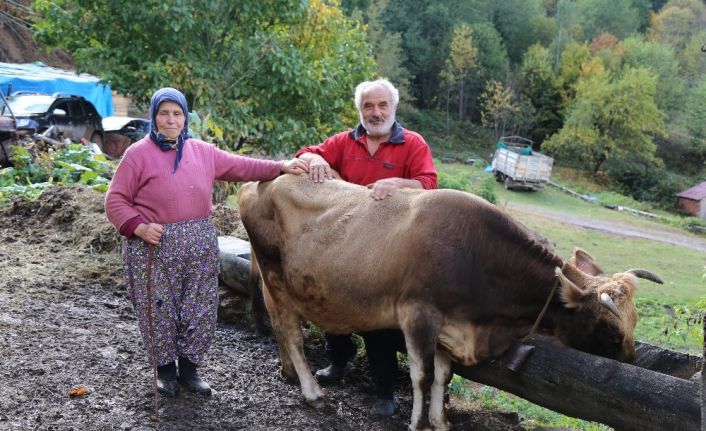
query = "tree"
xmin=518 ymin=44 xmax=562 ymax=146
xmin=648 ymin=3 xmax=700 ymax=53
xmin=359 ymin=0 xmax=414 ymax=103
xmin=681 ymin=77 xmax=706 ymax=173
xmin=492 ymin=0 xmax=552 ymax=63
xmin=574 ymin=0 xmax=642 ymax=41
xmin=32 ymin=0 xmax=375 ymax=155
xmin=543 ymin=67 xmax=665 ymax=173
xmin=621 ymin=36 xmax=683 ymax=115
xmin=440 ymin=24 xmax=478 ymax=121
xmin=479 ymin=80 xmax=532 ymax=139
xmin=556 ymin=41 xmax=592 ymax=111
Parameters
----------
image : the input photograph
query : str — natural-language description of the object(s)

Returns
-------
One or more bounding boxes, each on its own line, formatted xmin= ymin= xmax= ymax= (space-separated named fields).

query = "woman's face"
xmin=155 ymin=101 xmax=185 ymax=140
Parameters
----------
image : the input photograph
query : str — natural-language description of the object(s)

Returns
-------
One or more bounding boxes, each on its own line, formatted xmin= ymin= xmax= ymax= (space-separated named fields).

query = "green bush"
xmin=437 ymin=171 xmax=469 ymax=191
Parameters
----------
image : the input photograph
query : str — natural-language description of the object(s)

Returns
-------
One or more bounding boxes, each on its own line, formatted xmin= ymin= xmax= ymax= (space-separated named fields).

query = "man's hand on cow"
xmin=306 ymin=155 xmax=333 ymax=183
xmin=135 ymin=222 xmax=164 ymax=245
xmin=281 ymin=158 xmax=309 ymax=175
xmin=368 ymin=178 xmax=402 ymax=200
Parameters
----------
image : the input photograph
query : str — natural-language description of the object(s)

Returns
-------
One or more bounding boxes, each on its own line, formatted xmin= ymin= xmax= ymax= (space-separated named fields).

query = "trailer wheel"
xmin=504 ymin=177 xmax=513 ymax=190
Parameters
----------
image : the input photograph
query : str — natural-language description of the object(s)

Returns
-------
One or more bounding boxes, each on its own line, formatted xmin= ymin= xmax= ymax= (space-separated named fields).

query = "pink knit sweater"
xmin=105 ymin=137 xmax=283 ymax=233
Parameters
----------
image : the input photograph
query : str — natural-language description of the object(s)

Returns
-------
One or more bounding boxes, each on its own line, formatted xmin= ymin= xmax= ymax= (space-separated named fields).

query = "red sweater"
xmin=105 ymin=137 xmax=283 ymax=235
xmin=296 ymin=123 xmax=437 ymax=189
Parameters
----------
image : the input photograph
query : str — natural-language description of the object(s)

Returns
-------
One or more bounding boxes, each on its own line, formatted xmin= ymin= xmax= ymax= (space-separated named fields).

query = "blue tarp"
xmin=0 ymin=62 xmax=114 ymax=117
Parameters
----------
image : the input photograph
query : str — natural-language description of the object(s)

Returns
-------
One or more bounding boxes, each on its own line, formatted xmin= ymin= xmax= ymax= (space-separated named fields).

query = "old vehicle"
xmin=101 ymin=116 xmax=150 ymax=159
xmin=491 ymin=135 xmax=553 ymax=190
xmin=0 ymin=92 xmax=104 ymax=147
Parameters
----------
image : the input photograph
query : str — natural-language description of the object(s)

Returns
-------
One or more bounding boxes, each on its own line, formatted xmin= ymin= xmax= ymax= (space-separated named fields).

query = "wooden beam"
xmin=453 ymin=335 xmax=700 ymax=431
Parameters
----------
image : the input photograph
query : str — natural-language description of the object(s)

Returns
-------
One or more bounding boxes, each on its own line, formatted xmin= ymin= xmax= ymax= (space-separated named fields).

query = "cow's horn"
xmin=600 ymin=292 xmax=621 ymax=320
xmin=626 ymin=269 xmax=664 ymax=284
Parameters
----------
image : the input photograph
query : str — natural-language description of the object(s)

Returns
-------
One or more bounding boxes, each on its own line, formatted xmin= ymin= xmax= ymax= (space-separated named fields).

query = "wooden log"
xmin=453 ymin=335 xmax=700 ymax=431
xmin=217 ymin=236 xmax=252 ymax=295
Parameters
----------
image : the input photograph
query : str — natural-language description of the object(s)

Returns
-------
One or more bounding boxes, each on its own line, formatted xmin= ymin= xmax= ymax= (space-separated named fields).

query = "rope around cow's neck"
xmin=523 ymin=281 xmax=558 ymax=342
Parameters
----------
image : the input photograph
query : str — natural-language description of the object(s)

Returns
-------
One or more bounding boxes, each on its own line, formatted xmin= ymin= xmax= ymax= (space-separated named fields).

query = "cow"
xmin=238 ymin=173 xmax=663 ymax=431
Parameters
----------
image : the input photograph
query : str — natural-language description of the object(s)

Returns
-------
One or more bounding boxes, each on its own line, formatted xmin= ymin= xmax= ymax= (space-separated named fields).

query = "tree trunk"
xmin=454 ymin=335 xmax=701 ymax=431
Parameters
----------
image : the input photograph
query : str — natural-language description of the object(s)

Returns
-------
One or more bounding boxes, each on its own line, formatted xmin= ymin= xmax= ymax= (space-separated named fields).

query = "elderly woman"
xmin=105 ymin=87 xmax=307 ymax=397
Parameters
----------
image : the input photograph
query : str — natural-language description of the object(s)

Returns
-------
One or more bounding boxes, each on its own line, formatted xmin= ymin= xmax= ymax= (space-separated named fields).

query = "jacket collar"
xmin=349 ymin=121 xmax=405 ymax=144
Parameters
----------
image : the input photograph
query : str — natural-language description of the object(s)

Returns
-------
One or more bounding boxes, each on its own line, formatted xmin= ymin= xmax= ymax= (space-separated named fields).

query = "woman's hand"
xmin=281 ymin=158 xmax=309 ymax=175
xmin=134 ymin=223 xmax=164 ymax=245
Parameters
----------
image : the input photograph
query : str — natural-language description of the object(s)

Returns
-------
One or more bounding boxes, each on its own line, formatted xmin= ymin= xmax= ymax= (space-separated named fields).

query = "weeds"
xmin=0 ymin=144 xmax=115 ymax=204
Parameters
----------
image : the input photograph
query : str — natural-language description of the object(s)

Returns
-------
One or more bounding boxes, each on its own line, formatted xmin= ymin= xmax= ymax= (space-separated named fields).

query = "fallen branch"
xmin=454 ymin=335 xmax=700 ymax=431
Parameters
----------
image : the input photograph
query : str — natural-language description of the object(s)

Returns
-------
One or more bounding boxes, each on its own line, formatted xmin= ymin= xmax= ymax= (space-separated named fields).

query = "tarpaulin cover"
xmin=0 ymin=62 xmax=113 ymax=117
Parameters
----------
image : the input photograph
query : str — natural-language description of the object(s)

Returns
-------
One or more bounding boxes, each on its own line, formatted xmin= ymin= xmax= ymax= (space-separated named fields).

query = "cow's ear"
xmin=555 ymin=266 xmax=590 ymax=308
xmin=571 ymin=248 xmax=603 ymax=276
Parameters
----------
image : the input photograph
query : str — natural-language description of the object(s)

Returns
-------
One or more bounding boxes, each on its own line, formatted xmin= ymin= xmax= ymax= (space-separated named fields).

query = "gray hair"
xmin=354 ymin=79 xmax=399 ymax=111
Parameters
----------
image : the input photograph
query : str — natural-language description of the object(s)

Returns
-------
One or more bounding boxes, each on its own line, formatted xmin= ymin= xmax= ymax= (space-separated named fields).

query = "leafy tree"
xmin=32 ymin=0 xmax=375 ymax=155
xmin=681 ymin=77 xmax=706 ymax=173
xmin=648 ymin=5 xmax=695 ymax=51
xmin=556 ymin=41 xmax=592 ymax=111
xmin=358 ymin=0 xmax=414 ymax=103
xmin=518 ymin=44 xmax=562 ymax=146
xmin=574 ymin=0 xmax=642 ymax=41
xmin=440 ymin=24 xmax=478 ymax=121
xmin=589 ymin=33 xmax=625 ymax=73
xmin=621 ymin=36 xmax=683 ymax=115
xmin=491 ymin=0 xmax=552 ymax=63
xmin=680 ymin=30 xmax=706 ymax=82
xmin=479 ymin=80 xmax=532 ymax=139
xmin=543 ymin=67 xmax=665 ymax=173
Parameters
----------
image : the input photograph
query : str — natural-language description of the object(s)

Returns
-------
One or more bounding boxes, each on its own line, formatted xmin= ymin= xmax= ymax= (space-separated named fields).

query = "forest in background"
xmin=26 ymin=0 xmax=706 ymax=208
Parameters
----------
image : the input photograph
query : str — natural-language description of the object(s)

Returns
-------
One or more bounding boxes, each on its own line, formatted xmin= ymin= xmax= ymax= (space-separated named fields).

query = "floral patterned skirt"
xmin=122 ymin=218 xmax=219 ymax=366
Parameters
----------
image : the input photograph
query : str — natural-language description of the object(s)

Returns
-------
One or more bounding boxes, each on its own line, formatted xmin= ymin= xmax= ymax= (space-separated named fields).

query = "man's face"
xmin=359 ymin=86 xmax=396 ymax=137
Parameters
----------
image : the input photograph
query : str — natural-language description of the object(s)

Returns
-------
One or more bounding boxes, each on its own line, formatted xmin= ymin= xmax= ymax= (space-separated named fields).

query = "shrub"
xmin=0 ymin=144 xmax=115 ymax=205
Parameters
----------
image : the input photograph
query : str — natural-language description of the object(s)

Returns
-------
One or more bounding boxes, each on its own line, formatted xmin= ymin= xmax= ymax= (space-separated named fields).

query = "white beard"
xmin=360 ymin=112 xmax=396 ymax=137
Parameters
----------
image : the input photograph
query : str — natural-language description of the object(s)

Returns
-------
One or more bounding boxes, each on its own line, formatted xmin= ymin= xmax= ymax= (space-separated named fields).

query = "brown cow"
xmin=238 ymin=173 xmax=662 ymax=431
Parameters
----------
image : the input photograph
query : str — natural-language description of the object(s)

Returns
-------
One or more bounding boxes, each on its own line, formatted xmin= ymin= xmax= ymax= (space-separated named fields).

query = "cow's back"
xmin=239 ymin=174 xmax=557 ymax=338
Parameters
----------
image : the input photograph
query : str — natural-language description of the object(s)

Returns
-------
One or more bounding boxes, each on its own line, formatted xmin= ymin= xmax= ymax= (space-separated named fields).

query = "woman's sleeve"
xmin=213 ymin=147 xmax=283 ymax=182
xmin=104 ymin=156 xmax=143 ymax=232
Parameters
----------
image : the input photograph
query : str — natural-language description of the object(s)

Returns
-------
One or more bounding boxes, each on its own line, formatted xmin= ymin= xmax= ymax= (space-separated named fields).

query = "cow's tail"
xmin=249 ymin=247 xmax=271 ymax=337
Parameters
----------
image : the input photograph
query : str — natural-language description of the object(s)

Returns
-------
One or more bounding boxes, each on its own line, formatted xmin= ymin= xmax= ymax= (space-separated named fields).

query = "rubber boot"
xmin=177 ymin=356 xmax=212 ymax=396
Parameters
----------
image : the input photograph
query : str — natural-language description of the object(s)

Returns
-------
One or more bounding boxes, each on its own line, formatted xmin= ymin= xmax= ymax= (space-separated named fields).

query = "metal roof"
xmin=676 ymin=181 xmax=706 ymax=201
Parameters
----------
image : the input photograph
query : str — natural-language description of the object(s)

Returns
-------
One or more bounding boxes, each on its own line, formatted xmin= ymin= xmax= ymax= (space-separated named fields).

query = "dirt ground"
xmin=0 ymin=186 xmax=522 ymax=431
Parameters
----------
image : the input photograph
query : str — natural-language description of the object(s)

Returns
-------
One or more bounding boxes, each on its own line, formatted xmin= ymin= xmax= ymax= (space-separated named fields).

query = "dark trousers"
xmin=324 ymin=329 xmax=406 ymax=399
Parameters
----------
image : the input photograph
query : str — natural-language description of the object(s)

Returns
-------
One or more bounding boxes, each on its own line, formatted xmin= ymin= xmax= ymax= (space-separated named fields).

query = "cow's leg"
xmin=276 ymin=308 xmax=326 ymax=407
xmin=400 ymin=304 xmax=443 ymax=431
xmin=429 ymin=350 xmax=452 ymax=430
xmin=263 ymin=284 xmax=325 ymax=408
xmin=262 ymin=284 xmax=296 ymax=380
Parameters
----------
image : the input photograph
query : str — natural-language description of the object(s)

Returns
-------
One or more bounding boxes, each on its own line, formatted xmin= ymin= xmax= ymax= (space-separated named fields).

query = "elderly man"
xmin=296 ymin=79 xmax=438 ymax=416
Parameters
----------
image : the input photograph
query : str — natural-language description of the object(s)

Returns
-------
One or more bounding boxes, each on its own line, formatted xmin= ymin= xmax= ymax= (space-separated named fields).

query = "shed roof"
xmin=677 ymin=181 xmax=706 ymax=200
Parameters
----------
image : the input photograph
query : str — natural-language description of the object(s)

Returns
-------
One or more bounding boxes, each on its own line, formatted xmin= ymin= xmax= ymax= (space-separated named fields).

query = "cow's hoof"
xmin=306 ymin=396 xmax=325 ymax=409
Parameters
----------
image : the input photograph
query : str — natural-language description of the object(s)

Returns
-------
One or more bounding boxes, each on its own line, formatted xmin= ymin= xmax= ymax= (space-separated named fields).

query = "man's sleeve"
xmin=406 ymin=136 xmax=438 ymax=190
xmin=295 ymin=131 xmax=347 ymax=172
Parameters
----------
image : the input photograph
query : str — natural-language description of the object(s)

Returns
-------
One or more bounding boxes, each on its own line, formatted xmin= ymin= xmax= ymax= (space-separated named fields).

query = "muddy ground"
xmin=0 ymin=186 xmax=522 ymax=431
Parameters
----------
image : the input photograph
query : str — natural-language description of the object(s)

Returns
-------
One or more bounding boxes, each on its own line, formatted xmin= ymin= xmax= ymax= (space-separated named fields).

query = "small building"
xmin=676 ymin=181 xmax=706 ymax=219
